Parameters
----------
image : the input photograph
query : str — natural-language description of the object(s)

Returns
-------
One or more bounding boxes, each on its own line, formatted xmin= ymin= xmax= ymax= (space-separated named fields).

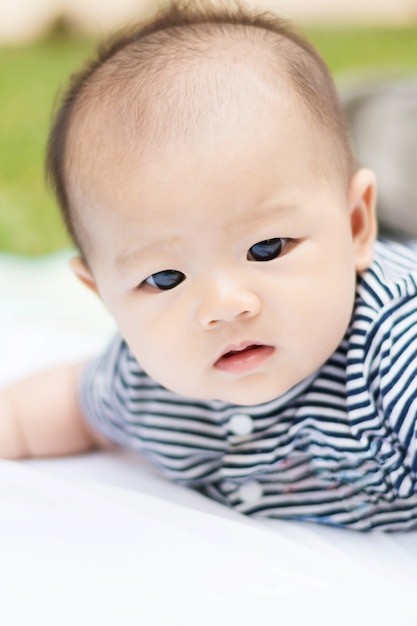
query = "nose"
xmin=196 ymin=273 xmax=262 ymax=329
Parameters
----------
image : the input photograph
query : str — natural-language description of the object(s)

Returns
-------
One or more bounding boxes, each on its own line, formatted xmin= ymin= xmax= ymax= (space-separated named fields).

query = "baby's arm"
xmin=0 ymin=363 xmax=109 ymax=459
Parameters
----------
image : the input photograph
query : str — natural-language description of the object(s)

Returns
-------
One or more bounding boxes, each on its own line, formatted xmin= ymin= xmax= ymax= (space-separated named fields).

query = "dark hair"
xmin=46 ymin=1 xmax=355 ymax=260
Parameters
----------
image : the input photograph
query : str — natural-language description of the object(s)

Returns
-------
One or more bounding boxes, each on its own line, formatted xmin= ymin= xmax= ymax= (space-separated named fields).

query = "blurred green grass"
xmin=0 ymin=26 xmax=416 ymax=255
xmin=0 ymin=35 xmax=94 ymax=255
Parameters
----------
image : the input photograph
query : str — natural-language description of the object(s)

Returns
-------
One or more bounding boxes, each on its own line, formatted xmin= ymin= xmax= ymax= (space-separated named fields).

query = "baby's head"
xmin=47 ymin=2 xmax=377 ymax=406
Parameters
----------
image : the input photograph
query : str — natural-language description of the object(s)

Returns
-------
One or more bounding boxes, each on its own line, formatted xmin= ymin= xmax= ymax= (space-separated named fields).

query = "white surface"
xmin=1 ymin=251 xmax=417 ymax=625
xmin=0 ymin=251 xmax=115 ymax=385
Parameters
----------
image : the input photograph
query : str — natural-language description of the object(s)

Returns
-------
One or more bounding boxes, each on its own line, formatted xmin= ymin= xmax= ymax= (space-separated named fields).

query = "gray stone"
xmin=342 ymin=76 xmax=417 ymax=240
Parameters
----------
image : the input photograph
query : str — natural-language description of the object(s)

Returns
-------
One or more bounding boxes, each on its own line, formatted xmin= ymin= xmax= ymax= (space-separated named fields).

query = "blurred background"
xmin=0 ymin=0 xmax=416 ymax=255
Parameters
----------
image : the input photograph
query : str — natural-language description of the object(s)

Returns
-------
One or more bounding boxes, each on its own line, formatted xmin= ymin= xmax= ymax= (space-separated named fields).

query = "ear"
xmin=70 ymin=256 xmax=100 ymax=297
xmin=348 ymin=168 xmax=378 ymax=273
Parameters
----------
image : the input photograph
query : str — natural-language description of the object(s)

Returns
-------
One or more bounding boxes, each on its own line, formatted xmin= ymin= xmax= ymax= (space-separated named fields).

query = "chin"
xmin=175 ymin=375 xmax=291 ymax=407
xmin=217 ymin=383 xmax=285 ymax=407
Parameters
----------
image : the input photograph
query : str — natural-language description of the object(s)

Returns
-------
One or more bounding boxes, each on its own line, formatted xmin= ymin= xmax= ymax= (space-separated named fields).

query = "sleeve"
xmin=363 ymin=293 xmax=417 ymax=484
xmin=78 ymin=334 xmax=144 ymax=452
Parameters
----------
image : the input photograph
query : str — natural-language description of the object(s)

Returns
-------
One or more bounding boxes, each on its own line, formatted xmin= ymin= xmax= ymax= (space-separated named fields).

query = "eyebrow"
xmin=114 ymin=240 xmax=169 ymax=274
xmin=238 ymin=203 xmax=299 ymax=225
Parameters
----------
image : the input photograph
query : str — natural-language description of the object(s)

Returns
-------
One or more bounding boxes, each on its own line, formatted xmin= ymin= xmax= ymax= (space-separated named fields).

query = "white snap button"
xmin=228 ymin=413 xmax=253 ymax=436
xmin=238 ymin=480 xmax=263 ymax=503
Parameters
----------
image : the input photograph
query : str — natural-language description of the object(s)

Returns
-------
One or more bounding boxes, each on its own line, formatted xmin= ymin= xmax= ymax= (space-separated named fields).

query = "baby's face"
xmin=75 ymin=89 xmax=375 ymax=406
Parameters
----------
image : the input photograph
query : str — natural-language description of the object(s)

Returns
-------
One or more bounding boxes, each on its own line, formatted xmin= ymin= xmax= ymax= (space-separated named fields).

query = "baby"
xmin=1 ymin=2 xmax=417 ymax=531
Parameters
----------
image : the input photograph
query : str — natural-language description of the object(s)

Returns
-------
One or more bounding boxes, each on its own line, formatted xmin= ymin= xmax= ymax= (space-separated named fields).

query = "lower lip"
xmin=214 ymin=345 xmax=275 ymax=374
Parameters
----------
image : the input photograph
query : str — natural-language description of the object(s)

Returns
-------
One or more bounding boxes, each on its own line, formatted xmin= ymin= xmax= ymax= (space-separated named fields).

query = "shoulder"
xmin=81 ymin=333 xmax=137 ymax=392
xmin=353 ymin=240 xmax=417 ymax=343
xmin=355 ymin=239 xmax=417 ymax=315
xmin=344 ymin=242 xmax=417 ymax=442
xmin=80 ymin=333 xmax=173 ymax=404
xmin=79 ymin=333 xmax=216 ymax=425
xmin=349 ymin=239 xmax=417 ymax=387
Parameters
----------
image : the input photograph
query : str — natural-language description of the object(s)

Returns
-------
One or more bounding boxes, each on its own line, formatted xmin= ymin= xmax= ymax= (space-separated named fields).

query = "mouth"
xmin=214 ymin=341 xmax=275 ymax=374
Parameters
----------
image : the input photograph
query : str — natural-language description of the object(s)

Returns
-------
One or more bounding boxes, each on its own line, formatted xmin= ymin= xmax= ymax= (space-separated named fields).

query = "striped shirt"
xmin=80 ymin=240 xmax=417 ymax=530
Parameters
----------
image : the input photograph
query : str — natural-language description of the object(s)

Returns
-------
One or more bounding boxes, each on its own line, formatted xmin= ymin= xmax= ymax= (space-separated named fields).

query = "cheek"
xmin=123 ymin=307 xmax=198 ymax=393
xmin=302 ymin=260 xmax=356 ymax=350
xmin=109 ymin=296 xmax=189 ymax=361
xmin=267 ymin=241 xmax=356 ymax=346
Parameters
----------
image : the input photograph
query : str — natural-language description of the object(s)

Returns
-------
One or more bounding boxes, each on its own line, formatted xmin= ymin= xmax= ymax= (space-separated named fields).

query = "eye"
xmin=247 ymin=238 xmax=287 ymax=262
xmin=142 ymin=270 xmax=186 ymax=291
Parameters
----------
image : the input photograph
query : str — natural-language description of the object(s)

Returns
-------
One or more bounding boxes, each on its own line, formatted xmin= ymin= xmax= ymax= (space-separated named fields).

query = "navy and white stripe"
xmin=80 ymin=239 xmax=417 ymax=531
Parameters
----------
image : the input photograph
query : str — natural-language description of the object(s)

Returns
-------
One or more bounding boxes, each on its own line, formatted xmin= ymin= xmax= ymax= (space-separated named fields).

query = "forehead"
xmin=77 ymin=84 xmax=343 ymax=272
xmin=65 ymin=32 xmax=300 ymax=189
xmin=65 ymin=41 xmax=342 ymax=262
xmin=68 ymin=57 xmax=315 ymax=180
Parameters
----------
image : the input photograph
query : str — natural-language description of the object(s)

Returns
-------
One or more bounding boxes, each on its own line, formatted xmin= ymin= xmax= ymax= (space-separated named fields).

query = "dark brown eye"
xmin=247 ymin=238 xmax=284 ymax=262
xmin=143 ymin=270 xmax=185 ymax=290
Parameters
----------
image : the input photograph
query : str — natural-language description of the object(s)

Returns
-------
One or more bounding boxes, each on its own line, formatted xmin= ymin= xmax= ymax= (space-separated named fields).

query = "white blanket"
xmin=1 ymin=252 xmax=416 ymax=625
